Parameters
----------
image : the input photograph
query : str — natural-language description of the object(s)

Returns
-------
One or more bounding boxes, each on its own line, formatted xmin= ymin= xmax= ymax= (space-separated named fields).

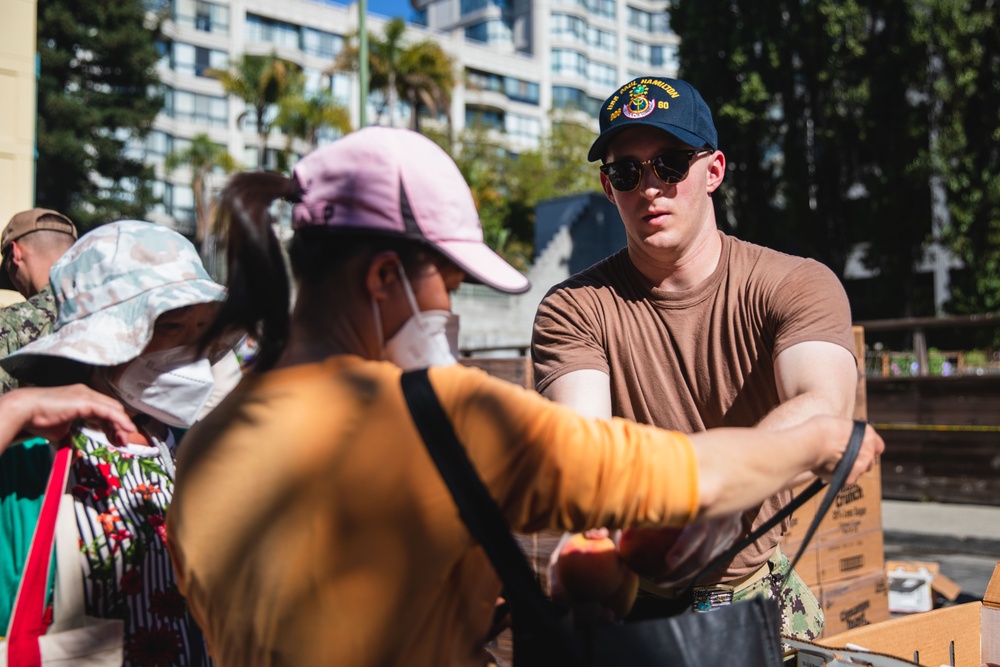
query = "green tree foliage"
xmin=670 ymin=1 xmax=936 ymax=317
xmin=35 ymin=0 xmax=164 ymax=231
xmin=276 ymin=84 xmax=352 ymax=153
xmin=164 ymin=134 xmax=238 ymax=260
xmin=397 ymin=37 xmax=454 ymax=132
xmin=924 ymin=2 xmax=1000 ymax=315
xmin=333 ymin=18 xmax=454 ymax=131
xmin=447 ymin=115 xmax=602 ymax=271
xmin=209 ymin=54 xmax=299 ymax=170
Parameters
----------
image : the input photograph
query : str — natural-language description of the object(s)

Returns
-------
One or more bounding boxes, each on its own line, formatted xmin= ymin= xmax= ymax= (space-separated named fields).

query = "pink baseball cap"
xmin=291 ymin=127 xmax=530 ymax=294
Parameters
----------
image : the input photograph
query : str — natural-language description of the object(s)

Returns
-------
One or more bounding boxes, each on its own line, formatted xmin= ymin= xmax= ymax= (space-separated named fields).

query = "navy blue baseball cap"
xmin=588 ymin=76 xmax=719 ymax=162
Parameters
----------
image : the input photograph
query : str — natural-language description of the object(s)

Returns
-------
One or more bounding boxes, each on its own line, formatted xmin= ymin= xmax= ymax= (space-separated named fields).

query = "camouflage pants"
xmin=733 ymin=546 xmax=824 ymax=641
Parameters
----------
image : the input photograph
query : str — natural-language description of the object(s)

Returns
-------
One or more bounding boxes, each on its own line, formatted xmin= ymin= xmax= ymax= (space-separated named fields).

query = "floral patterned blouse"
xmin=68 ymin=426 xmax=211 ymax=667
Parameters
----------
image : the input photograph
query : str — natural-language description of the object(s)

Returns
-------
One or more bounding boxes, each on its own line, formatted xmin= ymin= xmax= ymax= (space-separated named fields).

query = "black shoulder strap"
xmin=401 ymin=368 xmax=866 ymax=610
xmin=400 ymin=369 xmax=585 ymax=663
xmin=689 ymin=419 xmax=867 ymax=589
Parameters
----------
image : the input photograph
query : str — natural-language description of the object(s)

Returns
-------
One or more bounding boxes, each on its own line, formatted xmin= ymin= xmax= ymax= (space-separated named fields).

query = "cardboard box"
xmin=817 ymin=528 xmax=885 ymax=585
xmin=783 ymin=460 xmax=883 ymax=553
xmin=786 ymin=527 xmax=884 ymax=592
xmin=819 ymin=570 xmax=890 ymax=636
xmin=789 ymin=542 xmax=820 ymax=588
xmin=818 ymin=562 xmax=1000 ymax=667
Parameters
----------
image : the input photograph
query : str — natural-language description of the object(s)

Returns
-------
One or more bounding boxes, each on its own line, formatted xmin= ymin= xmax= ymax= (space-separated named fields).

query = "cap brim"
xmin=434 ymin=240 xmax=531 ymax=294
xmin=0 ymin=279 xmax=226 ymax=380
xmin=588 ymin=122 xmax=714 ymax=162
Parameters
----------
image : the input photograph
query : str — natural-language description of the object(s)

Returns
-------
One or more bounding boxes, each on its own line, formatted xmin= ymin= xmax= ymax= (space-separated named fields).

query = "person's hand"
xmin=809 ymin=417 xmax=884 ymax=486
xmin=620 ymin=514 xmax=742 ymax=589
xmin=1 ymin=384 xmax=137 ymax=452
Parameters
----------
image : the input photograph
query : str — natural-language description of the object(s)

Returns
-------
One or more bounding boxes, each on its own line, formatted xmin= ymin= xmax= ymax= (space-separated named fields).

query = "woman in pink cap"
xmin=166 ymin=127 xmax=883 ymax=666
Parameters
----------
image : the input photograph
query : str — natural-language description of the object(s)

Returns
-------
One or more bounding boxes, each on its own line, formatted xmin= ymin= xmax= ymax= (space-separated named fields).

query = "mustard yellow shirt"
xmin=167 ymin=357 xmax=698 ymax=667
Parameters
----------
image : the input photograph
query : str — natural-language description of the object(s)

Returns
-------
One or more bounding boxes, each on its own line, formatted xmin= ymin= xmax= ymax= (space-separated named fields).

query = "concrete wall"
xmin=454 ymin=191 xmax=625 ymax=353
xmin=0 ymin=0 xmax=38 ymax=304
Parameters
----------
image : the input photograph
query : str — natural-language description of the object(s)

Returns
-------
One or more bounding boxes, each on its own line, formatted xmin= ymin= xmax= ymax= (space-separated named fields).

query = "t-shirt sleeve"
xmin=433 ymin=366 xmax=700 ymax=534
xmin=768 ymin=259 xmax=854 ymax=359
xmin=531 ymin=285 xmax=610 ymax=394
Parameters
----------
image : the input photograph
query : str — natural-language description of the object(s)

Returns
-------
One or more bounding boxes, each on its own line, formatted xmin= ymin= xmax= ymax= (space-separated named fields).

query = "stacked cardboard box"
xmin=815 ymin=563 xmax=1000 ymax=667
xmin=781 ymin=327 xmax=891 ymax=636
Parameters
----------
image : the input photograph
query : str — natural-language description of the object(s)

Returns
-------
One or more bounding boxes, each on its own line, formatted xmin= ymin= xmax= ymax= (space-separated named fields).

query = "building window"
xmin=505 ymin=78 xmax=539 ymax=104
xmin=552 ymin=14 xmax=616 ymax=53
xmin=627 ymin=6 xmax=670 ymax=33
xmin=589 ymin=26 xmax=617 ymax=53
xmin=174 ymin=0 xmax=229 ymax=34
xmin=628 ymin=39 xmax=650 ymax=65
xmin=152 ymin=181 xmax=196 ymax=231
xmin=551 ymin=13 xmax=587 ymax=42
xmin=660 ymin=44 xmax=679 ymax=70
xmin=165 ymin=89 xmax=229 ymax=127
xmin=551 ymin=0 xmax=614 ymax=18
xmin=466 ymin=107 xmax=504 ymax=130
xmin=467 ymin=69 xmax=539 ymax=104
xmin=145 ymin=130 xmax=172 ymax=164
xmin=629 ymin=40 xmax=678 ymax=70
xmin=465 ymin=19 xmax=514 ymax=45
xmin=461 ymin=0 xmax=508 ymax=15
xmin=505 ymin=113 xmax=541 ymax=144
xmin=301 ymin=28 xmax=343 ymax=59
xmin=244 ymin=147 xmax=288 ymax=171
xmin=552 ymin=86 xmax=601 ymax=115
xmin=172 ymin=43 xmax=227 ymax=77
xmin=591 ymin=0 xmax=616 ymax=20
xmin=467 ymin=69 xmax=504 ymax=93
xmin=589 ymin=61 xmax=617 ymax=88
xmin=551 ymin=49 xmax=589 ymax=79
xmin=246 ymin=14 xmax=300 ymax=51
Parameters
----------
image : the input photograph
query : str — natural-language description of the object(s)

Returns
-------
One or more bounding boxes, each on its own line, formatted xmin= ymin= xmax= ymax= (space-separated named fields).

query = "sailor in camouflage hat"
xmin=0 ymin=220 xmax=227 ymax=391
xmin=0 ymin=220 xmax=231 ymax=664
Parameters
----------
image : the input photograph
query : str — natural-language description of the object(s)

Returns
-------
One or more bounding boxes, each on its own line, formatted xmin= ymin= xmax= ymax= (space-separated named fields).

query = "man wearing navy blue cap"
xmin=532 ymin=76 xmax=859 ymax=640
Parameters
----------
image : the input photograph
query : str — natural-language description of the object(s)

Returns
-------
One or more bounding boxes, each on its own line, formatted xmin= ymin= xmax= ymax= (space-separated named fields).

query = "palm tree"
xmin=332 ymin=18 xmax=454 ymax=131
xmin=208 ymin=53 xmax=299 ymax=169
xmin=276 ymin=80 xmax=352 ymax=156
xmin=164 ymin=134 xmax=239 ymax=267
xmin=397 ymin=38 xmax=454 ymax=132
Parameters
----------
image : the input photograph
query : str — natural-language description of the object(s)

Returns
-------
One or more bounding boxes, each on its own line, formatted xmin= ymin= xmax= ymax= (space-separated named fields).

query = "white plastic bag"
xmin=622 ymin=514 xmax=743 ymax=589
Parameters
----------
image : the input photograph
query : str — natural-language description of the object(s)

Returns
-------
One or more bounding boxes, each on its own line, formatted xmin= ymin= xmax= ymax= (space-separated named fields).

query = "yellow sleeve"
xmin=429 ymin=365 xmax=700 ymax=534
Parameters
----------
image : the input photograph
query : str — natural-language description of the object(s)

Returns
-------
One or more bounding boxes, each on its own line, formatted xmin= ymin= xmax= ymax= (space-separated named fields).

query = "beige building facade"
xmin=0 ymin=0 xmax=38 ymax=305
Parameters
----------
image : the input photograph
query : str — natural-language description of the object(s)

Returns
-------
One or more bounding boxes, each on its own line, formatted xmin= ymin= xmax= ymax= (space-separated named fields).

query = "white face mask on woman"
xmin=371 ymin=264 xmax=459 ymax=370
xmin=106 ymin=346 xmax=216 ymax=428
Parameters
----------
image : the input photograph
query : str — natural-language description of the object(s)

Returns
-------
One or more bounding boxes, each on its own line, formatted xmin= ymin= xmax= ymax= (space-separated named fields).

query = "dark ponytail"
xmin=202 ymin=171 xmax=297 ymax=372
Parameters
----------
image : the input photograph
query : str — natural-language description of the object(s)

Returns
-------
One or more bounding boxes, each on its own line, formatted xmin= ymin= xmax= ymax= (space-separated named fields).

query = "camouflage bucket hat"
xmin=0 ymin=221 xmax=225 ymax=379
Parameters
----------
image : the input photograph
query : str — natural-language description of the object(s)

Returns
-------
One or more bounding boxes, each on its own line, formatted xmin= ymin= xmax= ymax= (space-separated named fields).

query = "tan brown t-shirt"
xmin=532 ymin=231 xmax=854 ymax=580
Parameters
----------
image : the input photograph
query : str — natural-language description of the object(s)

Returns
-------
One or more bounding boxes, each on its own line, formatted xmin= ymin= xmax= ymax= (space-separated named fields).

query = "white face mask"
xmin=372 ymin=265 xmax=460 ymax=371
xmin=107 ymin=346 xmax=216 ymax=428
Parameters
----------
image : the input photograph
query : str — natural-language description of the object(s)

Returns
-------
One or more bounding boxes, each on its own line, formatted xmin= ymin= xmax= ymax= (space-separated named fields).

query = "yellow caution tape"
xmin=872 ymin=422 xmax=1000 ymax=433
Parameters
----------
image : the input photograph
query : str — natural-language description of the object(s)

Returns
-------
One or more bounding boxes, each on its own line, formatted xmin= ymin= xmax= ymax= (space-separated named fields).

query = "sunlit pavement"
xmin=882 ymin=499 xmax=1000 ymax=602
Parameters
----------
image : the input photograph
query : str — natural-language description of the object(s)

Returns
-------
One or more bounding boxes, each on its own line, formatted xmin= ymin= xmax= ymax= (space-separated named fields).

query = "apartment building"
xmin=147 ymin=0 xmax=678 ymax=234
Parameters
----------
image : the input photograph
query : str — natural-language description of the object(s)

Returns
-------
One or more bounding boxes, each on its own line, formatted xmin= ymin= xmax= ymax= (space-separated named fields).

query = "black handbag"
xmin=401 ymin=368 xmax=866 ymax=666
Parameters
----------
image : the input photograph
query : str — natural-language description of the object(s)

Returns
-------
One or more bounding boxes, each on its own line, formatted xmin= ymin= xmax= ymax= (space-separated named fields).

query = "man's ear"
xmin=706 ymin=151 xmax=726 ymax=194
xmin=8 ymin=240 xmax=24 ymax=265
xmin=600 ymin=171 xmax=617 ymax=205
xmin=365 ymin=251 xmax=401 ymax=302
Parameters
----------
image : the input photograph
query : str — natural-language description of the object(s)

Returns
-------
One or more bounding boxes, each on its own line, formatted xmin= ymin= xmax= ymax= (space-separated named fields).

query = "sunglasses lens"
xmin=605 ymin=161 xmax=642 ymax=191
xmin=651 ymin=154 xmax=690 ymax=184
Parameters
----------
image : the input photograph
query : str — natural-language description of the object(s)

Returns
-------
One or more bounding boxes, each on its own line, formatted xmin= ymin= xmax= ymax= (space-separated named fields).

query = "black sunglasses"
xmin=600 ymin=149 xmax=712 ymax=192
